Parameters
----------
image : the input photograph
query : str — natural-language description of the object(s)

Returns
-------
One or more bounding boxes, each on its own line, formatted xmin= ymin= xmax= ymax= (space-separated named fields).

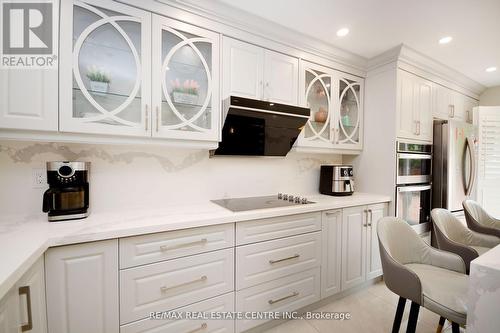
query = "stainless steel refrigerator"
xmin=432 ymin=119 xmax=478 ymax=213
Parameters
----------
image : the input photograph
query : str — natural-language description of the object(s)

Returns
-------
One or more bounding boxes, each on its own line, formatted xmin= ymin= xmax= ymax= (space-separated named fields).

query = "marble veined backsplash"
xmin=0 ymin=140 xmax=342 ymax=216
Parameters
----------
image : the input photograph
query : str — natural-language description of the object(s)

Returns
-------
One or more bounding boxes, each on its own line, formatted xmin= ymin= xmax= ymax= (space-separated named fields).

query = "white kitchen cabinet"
xmin=434 ymin=84 xmax=479 ymax=124
xmin=0 ymin=70 xmax=58 ymax=132
xmin=263 ymin=49 xmax=298 ymax=105
xmin=120 ymin=248 xmax=234 ymax=324
xmin=45 ymin=239 xmax=119 ymax=333
xmin=17 ymin=258 xmax=47 ymax=333
xmin=236 ymin=232 xmax=321 ymax=290
xmin=433 ymin=84 xmax=453 ymax=120
xmin=451 ymin=92 xmax=478 ymax=123
xmin=366 ymin=203 xmax=386 ymax=279
xmin=341 ymin=206 xmax=367 ymax=291
xmin=464 ymin=96 xmax=479 ymax=123
xmin=296 ymin=61 xmax=336 ymax=149
xmin=451 ymin=90 xmax=466 ymax=121
xmin=0 ymin=257 xmax=46 ymax=333
xmin=222 ymin=37 xmax=264 ymax=100
xmin=296 ymin=60 xmax=364 ymax=151
xmin=235 ymin=212 xmax=321 ymax=245
xmin=59 ymin=0 xmax=152 ymax=137
xmin=335 ymin=72 xmax=364 ymax=149
xmin=321 ymin=210 xmax=342 ymax=298
xmin=152 ymin=15 xmax=220 ymax=141
xmin=0 ymin=0 xmax=58 ymax=133
xmin=397 ymin=70 xmax=433 ymax=142
xmin=236 ymin=268 xmax=321 ymax=332
xmin=341 ymin=203 xmax=387 ymax=291
xmin=120 ymin=292 xmax=235 ymax=333
xmin=119 ymin=223 xmax=234 ymax=269
xmin=0 ymin=286 xmax=19 ymax=333
xmin=222 ymin=37 xmax=298 ymax=105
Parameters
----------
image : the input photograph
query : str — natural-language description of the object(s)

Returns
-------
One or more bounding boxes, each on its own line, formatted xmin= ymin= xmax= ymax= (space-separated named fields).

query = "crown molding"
xmin=368 ymin=44 xmax=486 ymax=98
xmin=147 ymin=0 xmax=368 ymax=75
xmin=120 ymin=0 xmax=485 ymax=97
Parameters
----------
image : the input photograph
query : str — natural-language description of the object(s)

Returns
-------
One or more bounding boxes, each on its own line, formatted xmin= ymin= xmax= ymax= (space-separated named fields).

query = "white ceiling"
xmin=212 ymin=0 xmax=500 ymax=88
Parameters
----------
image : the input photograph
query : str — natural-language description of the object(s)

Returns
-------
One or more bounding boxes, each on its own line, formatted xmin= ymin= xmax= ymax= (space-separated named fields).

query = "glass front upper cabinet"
xmin=60 ymin=0 xmax=152 ymax=136
xmin=297 ymin=61 xmax=335 ymax=149
xmin=335 ymin=74 xmax=363 ymax=148
xmin=152 ymin=16 xmax=220 ymax=141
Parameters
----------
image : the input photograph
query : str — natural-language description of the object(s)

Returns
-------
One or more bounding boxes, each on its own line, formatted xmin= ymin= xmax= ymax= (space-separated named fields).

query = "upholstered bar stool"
xmin=377 ymin=217 xmax=468 ymax=333
xmin=431 ymin=208 xmax=500 ymax=272
xmin=463 ymin=199 xmax=500 ymax=238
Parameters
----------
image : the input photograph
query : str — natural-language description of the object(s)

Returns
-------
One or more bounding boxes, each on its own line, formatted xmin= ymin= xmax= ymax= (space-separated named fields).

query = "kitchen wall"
xmin=480 ymin=85 xmax=500 ymax=106
xmin=0 ymin=140 xmax=341 ymax=216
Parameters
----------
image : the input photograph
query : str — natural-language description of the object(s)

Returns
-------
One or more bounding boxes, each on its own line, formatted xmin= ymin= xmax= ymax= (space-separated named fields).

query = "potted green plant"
xmin=86 ymin=65 xmax=111 ymax=94
xmin=170 ymin=78 xmax=200 ymax=105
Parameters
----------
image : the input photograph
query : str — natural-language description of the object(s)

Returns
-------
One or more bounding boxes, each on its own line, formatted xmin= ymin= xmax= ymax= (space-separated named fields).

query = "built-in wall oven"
xmin=395 ymin=141 xmax=433 ymax=233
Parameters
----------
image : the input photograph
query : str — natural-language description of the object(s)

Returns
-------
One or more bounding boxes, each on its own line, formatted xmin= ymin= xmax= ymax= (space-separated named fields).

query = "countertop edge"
xmin=0 ymin=194 xmax=390 ymax=300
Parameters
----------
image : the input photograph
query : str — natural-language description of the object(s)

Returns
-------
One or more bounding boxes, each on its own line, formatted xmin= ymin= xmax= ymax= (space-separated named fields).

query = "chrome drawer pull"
xmin=160 ymin=238 xmax=208 ymax=252
xmin=187 ymin=323 xmax=207 ymax=333
xmin=160 ymin=275 xmax=207 ymax=292
xmin=269 ymin=254 xmax=300 ymax=264
xmin=268 ymin=291 xmax=299 ymax=305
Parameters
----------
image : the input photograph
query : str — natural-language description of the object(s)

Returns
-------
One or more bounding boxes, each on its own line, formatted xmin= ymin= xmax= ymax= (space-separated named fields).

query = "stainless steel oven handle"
xmin=397 ymin=153 xmax=432 ymax=160
xmin=397 ymin=185 xmax=432 ymax=192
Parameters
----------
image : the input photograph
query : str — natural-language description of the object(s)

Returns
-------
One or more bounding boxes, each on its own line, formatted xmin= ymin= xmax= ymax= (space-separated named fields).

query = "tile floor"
xmin=262 ymin=280 xmax=448 ymax=333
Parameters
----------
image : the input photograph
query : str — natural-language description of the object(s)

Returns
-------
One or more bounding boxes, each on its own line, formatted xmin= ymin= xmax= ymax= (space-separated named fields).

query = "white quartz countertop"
xmin=467 ymin=244 xmax=500 ymax=333
xmin=0 ymin=192 xmax=390 ymax=300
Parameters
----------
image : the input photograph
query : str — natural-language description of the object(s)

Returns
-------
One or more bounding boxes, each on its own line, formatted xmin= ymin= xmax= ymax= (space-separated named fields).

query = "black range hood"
xmin=211 ymin=96 xmax=310 ymax=157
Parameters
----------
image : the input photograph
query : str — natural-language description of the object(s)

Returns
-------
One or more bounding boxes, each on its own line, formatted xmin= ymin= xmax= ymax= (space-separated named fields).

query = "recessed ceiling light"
xmin=439 ymin=36 xmax=453 ymax=44
xmin=486 ymin=66 xmax=497 ymax=73
xmin=336 ymin=28 xmax=349 ymax=37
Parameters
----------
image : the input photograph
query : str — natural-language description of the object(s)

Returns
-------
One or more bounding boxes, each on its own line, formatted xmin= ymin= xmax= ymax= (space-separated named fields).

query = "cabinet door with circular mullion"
xmin=60 ymin=0 xmax=152 ymax=137
xmin=152 ymin=15 xmax=220 ymax=141
xmin=296 ymin=61 xmax=335 ymax=149
xmin=334 ymin=73 xmax=363 ymax=150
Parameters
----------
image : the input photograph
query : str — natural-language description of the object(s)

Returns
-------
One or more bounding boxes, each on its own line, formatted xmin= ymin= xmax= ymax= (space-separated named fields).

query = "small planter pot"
xmin=172 ymin=92 xmax=199 ymax=105
xmin=89 ymin=81 xmax=109 ymax=95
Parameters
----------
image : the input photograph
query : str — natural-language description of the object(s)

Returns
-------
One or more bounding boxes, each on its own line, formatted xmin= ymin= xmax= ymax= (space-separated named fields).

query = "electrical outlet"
xmin=32 ymin=168 xmax=47 ymax=188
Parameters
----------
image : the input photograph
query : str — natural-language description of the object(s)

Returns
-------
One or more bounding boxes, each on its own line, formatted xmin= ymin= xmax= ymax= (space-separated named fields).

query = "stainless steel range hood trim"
xmin=225 ymin=104 xmax=310 ymax=119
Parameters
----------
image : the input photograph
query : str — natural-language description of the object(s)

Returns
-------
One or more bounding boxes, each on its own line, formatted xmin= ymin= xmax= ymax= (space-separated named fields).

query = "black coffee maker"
xmin=42 ymin=161 xmax=90 ymax=221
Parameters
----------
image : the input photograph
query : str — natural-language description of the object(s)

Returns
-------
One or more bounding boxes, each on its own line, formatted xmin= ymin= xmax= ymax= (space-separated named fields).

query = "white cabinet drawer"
xmin=236 ymin=232 xmax=321 ymax=290
xmin=235 ymin=268 xmax=320 ymax=332
xmin=236 ymin=212 xmax=321 ymax=245
xmin=120 ymin=224 xmax=234 ymax=268
xmin=120 ymin=293 xmax=234 ymax=333
xmin=120 ymin=249 xmax=234 ymax=324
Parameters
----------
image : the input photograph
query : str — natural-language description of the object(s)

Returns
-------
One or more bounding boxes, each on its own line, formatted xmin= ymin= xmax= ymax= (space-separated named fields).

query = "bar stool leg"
xmin=451 ymin=322 xmax=460 ymax=333
xmin=436 ymin=316 xmax=446 ymax=333
xmin=392 ymin=297 xmax=406 ymax=333
xmin=406 ymin=301 xmax=420 ymax=333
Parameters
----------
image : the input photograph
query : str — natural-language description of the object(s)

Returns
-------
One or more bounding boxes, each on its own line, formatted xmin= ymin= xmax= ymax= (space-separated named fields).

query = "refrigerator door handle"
xmin=465 ymin=136 xmax=477 ymax=196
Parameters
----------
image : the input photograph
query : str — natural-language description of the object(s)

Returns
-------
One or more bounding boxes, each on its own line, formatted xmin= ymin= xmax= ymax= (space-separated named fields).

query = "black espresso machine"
xmin=42 ymin=161 xmax=90 ymax=221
